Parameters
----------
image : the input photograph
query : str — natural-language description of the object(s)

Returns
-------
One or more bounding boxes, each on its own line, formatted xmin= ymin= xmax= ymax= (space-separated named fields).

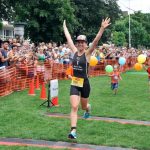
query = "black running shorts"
xmin=70 ymin=79 xmax=90 ymax=98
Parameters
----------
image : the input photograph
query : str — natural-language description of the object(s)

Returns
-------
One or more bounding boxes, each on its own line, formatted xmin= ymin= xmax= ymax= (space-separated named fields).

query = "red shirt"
xmin=111 ymin=71 xmax=120 ymax=83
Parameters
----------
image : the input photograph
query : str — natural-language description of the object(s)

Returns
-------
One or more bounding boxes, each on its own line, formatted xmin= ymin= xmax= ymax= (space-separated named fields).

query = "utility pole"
xmin=129 ymin=0 xmax=131 ymax=48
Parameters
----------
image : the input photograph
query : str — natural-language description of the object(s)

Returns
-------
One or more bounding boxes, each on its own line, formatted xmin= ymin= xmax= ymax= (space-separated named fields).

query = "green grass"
xmin=50 ymin=72 xmax=150 ymax=121
xmin=0 ymin=72 xmax=150 ymax=149
xmin=0 ymin=146 xmax=68 ymax=150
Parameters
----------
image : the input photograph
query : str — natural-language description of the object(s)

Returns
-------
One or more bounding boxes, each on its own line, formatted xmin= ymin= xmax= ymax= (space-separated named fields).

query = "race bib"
xmin=71 ymin=77 xmax=84 ymax=87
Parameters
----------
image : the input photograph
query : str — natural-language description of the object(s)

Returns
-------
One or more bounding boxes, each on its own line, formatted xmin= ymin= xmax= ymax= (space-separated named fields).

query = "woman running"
xmin=63 ymin=18 xmax=111 ymax=139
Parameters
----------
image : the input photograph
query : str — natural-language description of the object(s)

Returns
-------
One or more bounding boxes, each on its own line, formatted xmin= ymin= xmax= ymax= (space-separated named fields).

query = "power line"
xmin=118 ymin=0 xmax=137 ymax=12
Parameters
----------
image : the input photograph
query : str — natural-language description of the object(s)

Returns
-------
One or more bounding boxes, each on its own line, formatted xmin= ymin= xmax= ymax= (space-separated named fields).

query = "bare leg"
xmin=114 ymin=88 xmax=117 ymax=95
xmin=70 ymin=95 xmax=80 ymax=132
xmin=81 ymin=97 xmax=91 ymax=119
xmin=81 ymin=97 xmax=90 ymax=112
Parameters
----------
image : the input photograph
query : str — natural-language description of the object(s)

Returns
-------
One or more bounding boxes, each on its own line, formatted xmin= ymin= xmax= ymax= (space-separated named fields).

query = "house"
xmin=0 ymin=21 xmax=14 ymax=40
xmin=0 ymin=21 xmax=25 ymax=41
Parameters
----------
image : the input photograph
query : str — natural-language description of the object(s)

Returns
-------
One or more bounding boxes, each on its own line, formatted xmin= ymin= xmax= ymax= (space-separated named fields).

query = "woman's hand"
xmin=87 ymin=18 xmax=111 ymax=55
xmin=101 ymin=17 xmax=111 ymax=29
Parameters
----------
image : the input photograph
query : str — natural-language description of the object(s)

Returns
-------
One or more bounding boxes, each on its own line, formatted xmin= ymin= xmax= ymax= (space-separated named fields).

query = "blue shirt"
xmin=0 ymin=49 xmax=9 ymax=67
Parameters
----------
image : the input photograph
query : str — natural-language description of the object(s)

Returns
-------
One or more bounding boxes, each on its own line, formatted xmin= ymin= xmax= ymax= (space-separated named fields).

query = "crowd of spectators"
xmin=0 ymin=38 xmax=150 ymax=69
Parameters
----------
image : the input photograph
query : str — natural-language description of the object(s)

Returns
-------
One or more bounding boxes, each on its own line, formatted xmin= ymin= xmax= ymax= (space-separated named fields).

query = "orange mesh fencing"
xmin=52 ymin=63 xmax=68 ymax=80
xmin=0 ymin=57 xmax=147 ymax=97
xmin=15 ymin=63 xmax=28 ymax=91
xmin=0 ymin=67 xmax=16 ymax=96
xmin=89 ymin=62 xmax=105 ymax=77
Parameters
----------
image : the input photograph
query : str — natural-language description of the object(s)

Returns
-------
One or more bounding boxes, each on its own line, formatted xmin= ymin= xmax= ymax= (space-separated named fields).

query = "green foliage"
xmin=113 ymin=20 xmax=127 ymax=33
xmin=131 ymin=11 xmax=150 ymax=48
xmin=1 ymin=0 xmax=150 ymax=48
xmin=0 ymin=0 xmax=14 ymax=21
xmin=13 ymin=0 xmax=77 ymax=42
xmin=113 ymin=17 xmax=149 ymax=48
xmin=71 ymin=0 xmax=121 ymax=43
xmin=131 ymin=11 xmax=150 ymax=34
xmin=130 ymin=19 xmax=148 ymax=48
xmin=112 ymin=31 xmax=126 ymax=46
xmin=1 ymin=0 xmax=121 ymax=43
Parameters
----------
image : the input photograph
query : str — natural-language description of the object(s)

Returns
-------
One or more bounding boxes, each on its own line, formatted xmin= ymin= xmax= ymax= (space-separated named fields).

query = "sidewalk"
xmin=46 ymin=113 xmax=150 ymax=126
xmin=0 ymin=138 xmax=136 ymax=150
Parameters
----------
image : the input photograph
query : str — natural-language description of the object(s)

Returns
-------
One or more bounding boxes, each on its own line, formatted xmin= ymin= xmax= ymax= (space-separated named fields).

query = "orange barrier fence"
xmin=0 ymin=57 xmax=142 ymax=97
xmin=0 ymin=67 xmax=16 ymax=96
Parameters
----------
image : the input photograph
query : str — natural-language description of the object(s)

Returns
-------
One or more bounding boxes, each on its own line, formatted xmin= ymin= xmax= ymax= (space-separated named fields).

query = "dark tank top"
xmin=72 ymin=52 xmax=89 ymax=79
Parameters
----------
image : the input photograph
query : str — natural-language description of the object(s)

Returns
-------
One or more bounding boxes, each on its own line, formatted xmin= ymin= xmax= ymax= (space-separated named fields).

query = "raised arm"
xmin=87 ymin=18 xmax=111 ymax=55
xmin=63 ymin=20 xmax=77 ymax=54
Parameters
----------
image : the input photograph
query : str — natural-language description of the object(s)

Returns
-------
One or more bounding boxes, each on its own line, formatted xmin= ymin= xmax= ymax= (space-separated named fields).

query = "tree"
xmin=113 ymin=17 xmax=149 ymax=48
xmin=12 ymin=0 xmax=77 ymax=42
xmin=1 ymin=0 xmax=122 ymax=44
xmin=112 ymin=31 xmax=126 ymax=46
xmin=71 ymin=0 xmax=121 ymax=43
xmin=131 ymin=11 xmax=150 ymax=34
xmin=131 ymin=11 xmax=150 ymax=48
xmin=0 ymin=0 xmax=14 ymax=21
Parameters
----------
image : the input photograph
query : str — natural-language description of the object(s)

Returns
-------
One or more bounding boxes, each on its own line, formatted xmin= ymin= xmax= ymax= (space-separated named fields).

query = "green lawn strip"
xmin=0 ymin=105 xmax=150 ymax=149
xmin=0 ymin=146 xmax=68 ymax=150
xmin=1 ymin=74 xmax=150 ymax=121
xmin=1 ymin=73 xmax=149 ymax=121
xmin=0 ymin=73 xmax=150 ymax=149
xmin=49 ymin=73 xmax=150 ymax=121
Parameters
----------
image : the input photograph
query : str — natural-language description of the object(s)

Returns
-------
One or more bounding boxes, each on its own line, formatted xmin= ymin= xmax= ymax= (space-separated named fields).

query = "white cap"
xmin=76 ymin=35 xmax=87 ymax=41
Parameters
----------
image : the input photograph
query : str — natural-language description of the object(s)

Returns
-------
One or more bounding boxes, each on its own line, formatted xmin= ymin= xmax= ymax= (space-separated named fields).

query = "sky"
xmin=117 ymin=0 xmax=150 ymax=13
